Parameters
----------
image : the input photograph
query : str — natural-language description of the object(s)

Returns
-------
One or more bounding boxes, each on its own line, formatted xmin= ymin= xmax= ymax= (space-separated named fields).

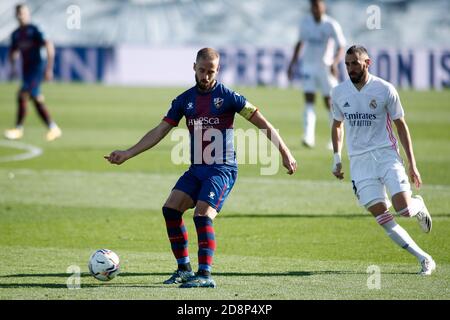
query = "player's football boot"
xmin=419 ymin=257 xmax=436 ymax=276
xmin=302 ymin=138 xmax=315 ymax=148
xmin=414 ymin=195 xmax=432 ymax=233
xmin=163 ymin=269 xmax=195 ymax=284
xmin=46 ymin=125 xmax=62 ymax=141
xmin=4 ymin=128 xmax=24 ymax=140
xmin=179 ymin=275 xmax=216 ymax=288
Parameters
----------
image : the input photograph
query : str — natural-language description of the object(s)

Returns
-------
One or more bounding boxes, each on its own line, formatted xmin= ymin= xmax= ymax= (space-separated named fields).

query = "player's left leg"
xmin=28 ymin=71 xmax=61 ymax=141
xmin=30 ymin=93 xmax=62 ymax=141
xmin=367 ymin=201 xmax=435 ymax=275
xmin=319 ymin=66 xmax=338 ymax=150
xmin=179 ymin=201 xmax=218 ymax=288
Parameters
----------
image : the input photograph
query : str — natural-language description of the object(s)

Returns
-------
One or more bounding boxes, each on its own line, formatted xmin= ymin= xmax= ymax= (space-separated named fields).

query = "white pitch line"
xmin=0 ymin=140 xmax=43 ymax=162
xmin=1 ymin=168 xmax=450 ymax=191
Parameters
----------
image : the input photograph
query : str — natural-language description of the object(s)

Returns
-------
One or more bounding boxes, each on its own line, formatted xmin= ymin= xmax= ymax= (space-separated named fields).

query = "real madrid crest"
xmin=214 ymin=97 xmax=224 ymax=109
xmin=369 ymin=99 xmax=377 ymax=109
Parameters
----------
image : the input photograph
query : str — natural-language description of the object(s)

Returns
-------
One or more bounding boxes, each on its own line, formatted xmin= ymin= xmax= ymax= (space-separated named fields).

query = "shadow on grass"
xmin=0 ymin=270 xmax=419 ymax=289
xmin=0 ymin=270 xmax=417 ymax=280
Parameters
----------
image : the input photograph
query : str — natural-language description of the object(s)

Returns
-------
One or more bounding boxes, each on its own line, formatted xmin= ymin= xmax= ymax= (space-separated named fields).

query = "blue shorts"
xmin=21 ymin=66 xmax=44 ymax=97
xmin=173 ymin=165 xmax=237 ymax=212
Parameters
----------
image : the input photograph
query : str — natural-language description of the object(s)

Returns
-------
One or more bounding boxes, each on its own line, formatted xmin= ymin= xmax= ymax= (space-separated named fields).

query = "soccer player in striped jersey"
xmin=4 ymin=4 xmax=61 ymax=141
xmin=105 ymin=48 xmax=297 ymax=288
xmin=331 ymin=45 xmax=435 ymax=275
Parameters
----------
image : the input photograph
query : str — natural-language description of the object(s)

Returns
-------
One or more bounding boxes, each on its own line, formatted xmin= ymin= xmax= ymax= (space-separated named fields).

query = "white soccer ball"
xmin=88 ymin=249 xmax=120 ymax=281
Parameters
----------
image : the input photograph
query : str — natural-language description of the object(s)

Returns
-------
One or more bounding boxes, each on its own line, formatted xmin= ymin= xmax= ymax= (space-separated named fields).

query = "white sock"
xmin=397 ymin=197 xmax=424 ymax=218
xmin=376 ymin=212 xmax=430 ymax=262
xmin=303 ymin=102 xmax=316 ymax=144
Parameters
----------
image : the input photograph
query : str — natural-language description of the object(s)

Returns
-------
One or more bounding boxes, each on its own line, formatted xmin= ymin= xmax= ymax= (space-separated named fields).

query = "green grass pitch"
xmin=0 ymin=83 xmax=449 ymax=299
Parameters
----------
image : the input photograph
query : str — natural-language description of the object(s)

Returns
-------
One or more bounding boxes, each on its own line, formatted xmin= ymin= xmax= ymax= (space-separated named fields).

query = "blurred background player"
xmin=331 ymin=45 xmax=435 ymax=275
xmin=287 ymin=0 xmax=346 ymax=149
xmin=105 ymin=48 xmax=297 ymax=288
xmin=4 ymin=3 xmax=61 ymax=141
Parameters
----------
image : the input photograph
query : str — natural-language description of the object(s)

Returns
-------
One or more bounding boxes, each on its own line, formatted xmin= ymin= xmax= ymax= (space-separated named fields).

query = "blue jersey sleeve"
xmin=229 ymin=90 xmax=247 ymax=113
xmin=10 ymin=31 xmax=18 ymax=51
xmin=34 ymin=26 xmax=46 ymax=46
xmin=163 ymin=96 xmax=184 ymax=126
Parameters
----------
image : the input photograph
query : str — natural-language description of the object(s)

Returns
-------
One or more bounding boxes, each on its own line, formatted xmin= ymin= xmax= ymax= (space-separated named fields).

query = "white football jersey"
xmin=298 ymin=14 xmax=346 ymax=67
xmin=331 ymin=74 xmax=405 ymax=156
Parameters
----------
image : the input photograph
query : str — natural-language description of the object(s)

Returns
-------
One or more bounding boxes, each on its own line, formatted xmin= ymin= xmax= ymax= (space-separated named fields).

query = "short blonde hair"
xmin=196 ymin=48 xmax=220 ymax=62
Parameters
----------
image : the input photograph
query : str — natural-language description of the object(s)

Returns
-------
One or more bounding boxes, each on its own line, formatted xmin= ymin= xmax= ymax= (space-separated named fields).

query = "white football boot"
xmin=413 ymin=195 xmax=432 ymax=233
xmin=419 ymin=257 xmax=436 ymax=276
xmin=4 ymin=127 xmax=24 ymax=140
xmin=46 ymin=125 xmax=62 ymax=141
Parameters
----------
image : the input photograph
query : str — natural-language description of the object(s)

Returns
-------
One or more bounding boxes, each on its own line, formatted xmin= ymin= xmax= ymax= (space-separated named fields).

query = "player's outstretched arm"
xmin=393 ymin=117 xmax=422 ymax=189
xmin=248 ymin=110 xmax=297 ymax=175
xmin=331 ymin=119 xmax=344 ymax=180
xmin=105 ymin=120 xmax=173 ymax=165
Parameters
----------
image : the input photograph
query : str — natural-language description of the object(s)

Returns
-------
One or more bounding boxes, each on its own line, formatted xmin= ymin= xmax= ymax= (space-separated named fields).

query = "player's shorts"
xmin=349 ymin=147 xmax=412 ymax=208
xmin=301 ymin=64 xmax=337 ymax=96
xmin=21 ymin=66 xmax=44 ymax=98
xmin=173 ymin=164 xmax=237 ymax=212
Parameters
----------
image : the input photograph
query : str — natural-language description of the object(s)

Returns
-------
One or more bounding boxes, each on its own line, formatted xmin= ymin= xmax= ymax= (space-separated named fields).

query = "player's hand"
xmin=332 ymin=163 xmax=344 ymax=180
xmin=330 ymin=64 xmax=339 ymax=78
xmin=332 ymin=153 xmax=344 ymax=180
xmin=409 ymin=165 xmax=422 ymax=189
xmin=282 ymin=152 xmax=297 ymax=175
xmin=44 ymin=68 xmax=53 ymax=81
xmin=287 ymin=63 xmax=295 ymax=81
xmin=104 ymin=150 xmax=131 ymax=165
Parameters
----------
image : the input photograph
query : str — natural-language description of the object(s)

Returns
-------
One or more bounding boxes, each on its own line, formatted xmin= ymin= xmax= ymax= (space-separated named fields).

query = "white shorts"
xmin=349 ymin=147 xmax=412 ymax=208
xmin=301 ymin=64 xmax=338 ymax=96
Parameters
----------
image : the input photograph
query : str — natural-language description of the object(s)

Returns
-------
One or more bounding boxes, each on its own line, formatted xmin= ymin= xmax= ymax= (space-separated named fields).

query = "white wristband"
xmin=333 ymin=152 xmax=342 ymax=164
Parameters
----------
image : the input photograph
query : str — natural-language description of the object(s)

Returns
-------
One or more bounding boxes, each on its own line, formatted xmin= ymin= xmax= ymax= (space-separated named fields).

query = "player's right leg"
xmin=161 ymin=168 xmax=200 ymax=284
xmin=28 ymin=73 xmax=62 ymax=142
xmin=302 ymin=92 xmax=316 ymax=148
xmin=319 ymin=65 xmax=338 ymax=150
xmin=4 ymin=90 xmax=28 ymax=140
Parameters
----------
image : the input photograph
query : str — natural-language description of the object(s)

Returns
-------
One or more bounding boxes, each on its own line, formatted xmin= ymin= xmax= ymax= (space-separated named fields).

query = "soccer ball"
xmin=88 ymin=249 xmax=120 ymax=281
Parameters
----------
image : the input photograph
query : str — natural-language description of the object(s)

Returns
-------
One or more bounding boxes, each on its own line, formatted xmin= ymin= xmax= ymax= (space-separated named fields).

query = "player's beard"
xmin=349 ymin=70 xmax=365 ymax=84
xmin=195 ymin=74 xmax=215 ymax=92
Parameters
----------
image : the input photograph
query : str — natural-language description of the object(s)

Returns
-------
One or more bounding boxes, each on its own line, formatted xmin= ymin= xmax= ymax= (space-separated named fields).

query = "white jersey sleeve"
xmin=331 ymin=88 xmax=344 ymax=121
xmin=298 ymin=17 xmax=307 ymax=42
xmin=386 ymin=84 xmax=405 ymax=120
xmin=329 ymin=19 xmax=346 ymax=48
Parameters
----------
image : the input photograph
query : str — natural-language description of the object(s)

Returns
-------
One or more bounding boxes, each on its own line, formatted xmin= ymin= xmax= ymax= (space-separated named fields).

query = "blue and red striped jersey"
xmin=11 ymin=24 xmax=47 ymax=75
xmin=164 ymin=82 xmax=247 ymax=167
